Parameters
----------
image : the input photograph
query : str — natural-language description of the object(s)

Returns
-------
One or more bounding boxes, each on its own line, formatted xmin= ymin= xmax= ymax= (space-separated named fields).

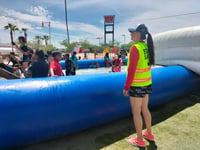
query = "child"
xmin=65 ymin=54 xmax=74 ymax=76
xmin=70 ymin=52 xmax=78 ymax=75
xmin=104 ymin=52 xmax=110 ymax=67
xmin=113 ymin=54 xmax=123 ymax=72
xmin=49 ymin=51 xmax=63 ymax=76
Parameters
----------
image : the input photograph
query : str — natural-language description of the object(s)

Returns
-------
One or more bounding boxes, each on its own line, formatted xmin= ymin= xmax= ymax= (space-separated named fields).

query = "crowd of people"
xmin=1 ymin=36 xmax=127 ymax=79
xmin=0 ymin=36 xmax=79 ymax=78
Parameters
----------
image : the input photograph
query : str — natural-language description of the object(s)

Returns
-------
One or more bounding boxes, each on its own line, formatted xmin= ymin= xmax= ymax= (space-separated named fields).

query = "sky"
xmin=0 ymin=0 xmax=200 ymax=48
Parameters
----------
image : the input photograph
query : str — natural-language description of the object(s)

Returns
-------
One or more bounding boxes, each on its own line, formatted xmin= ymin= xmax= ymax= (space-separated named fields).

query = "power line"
xmin=144 ymin=11 xmax=200 ymax=21
xmin=114 ymin=11 xmax=200 ymax=24
xmin=57 ymin=11 xmax=200 ymax=25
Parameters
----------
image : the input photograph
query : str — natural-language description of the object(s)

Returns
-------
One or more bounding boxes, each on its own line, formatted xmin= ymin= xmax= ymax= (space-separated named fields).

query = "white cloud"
xmin=2 ymin=7 xmax=49 ymax=24
xmin=1 ymin=6 xmax=103 ymax=37
xmin=40 ymin=0 xmax=108 ymax=10
xmin=69 ymin=22 xmax=103 ymax=36
xmin=0 ymin=5 xmax=105 ymax=47
xmin=45 ymin=20 xmax=103 ymax=36
xmin=0 ymin=16 xmax=33 ymax=30
xmin=1 ymin=0 xmax=200 ymax=47
xmin=28 ymin=6 xmax=49 ymax=17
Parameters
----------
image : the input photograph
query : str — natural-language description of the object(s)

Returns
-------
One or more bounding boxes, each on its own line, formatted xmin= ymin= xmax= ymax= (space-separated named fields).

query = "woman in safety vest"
xmin=123 ymin=24 xmax=155 ymax=147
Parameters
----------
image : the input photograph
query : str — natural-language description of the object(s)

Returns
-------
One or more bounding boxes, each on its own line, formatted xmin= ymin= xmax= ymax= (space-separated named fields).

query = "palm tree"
xmin=4 ymin=23 xmax=19 ymax=51
xmin=43 ymin=35 xmax=49 ymax=46
xmin=21 ymin=28 xmax=28 ymax=42
xmin=35 ymin=36 xmax=41 ymax=49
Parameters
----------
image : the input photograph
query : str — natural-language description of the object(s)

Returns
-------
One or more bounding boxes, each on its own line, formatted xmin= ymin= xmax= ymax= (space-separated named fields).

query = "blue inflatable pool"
xmin=0 ymin=66 xmax=199 ymax=149
xmin=60 ymin=58 xmax=127 ymax=69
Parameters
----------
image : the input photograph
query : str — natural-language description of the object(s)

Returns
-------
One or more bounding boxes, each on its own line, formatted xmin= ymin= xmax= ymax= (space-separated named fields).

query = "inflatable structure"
xmin=0 ymin=26 xmax=200 ymax=149
xmin=154 ymin=26 xmax=200 ymax=75
xmin=60 ymin=58 xmax=127 ymax=70
xmin=0 ymin=66 xmax=200 ymax=149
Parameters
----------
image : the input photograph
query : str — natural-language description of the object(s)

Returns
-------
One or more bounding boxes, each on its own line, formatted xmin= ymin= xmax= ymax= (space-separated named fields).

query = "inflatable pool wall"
xmin=60 ymin=58 xmax=128 ymax=70
xmin=0 ymin=66 xmax=200 ymax=149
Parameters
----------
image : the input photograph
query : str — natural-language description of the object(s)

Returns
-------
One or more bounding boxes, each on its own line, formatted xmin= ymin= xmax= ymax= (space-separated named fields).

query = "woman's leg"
xmin=141 ymin=94 xmax=152 ymax=135
xmin=129 ymin=96 xmax=143 ymax=141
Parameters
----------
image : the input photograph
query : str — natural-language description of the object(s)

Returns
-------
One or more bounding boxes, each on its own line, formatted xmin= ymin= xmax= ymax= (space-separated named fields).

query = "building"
xmin=0 ymin=43 xmax=16 ymax=54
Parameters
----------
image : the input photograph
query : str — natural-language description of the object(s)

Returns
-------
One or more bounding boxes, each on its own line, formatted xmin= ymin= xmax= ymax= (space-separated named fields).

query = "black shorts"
xmin=23 ymin=55 xmax=30 ymax=62
xmin=128 ymin=85 xmax=152 ymax=98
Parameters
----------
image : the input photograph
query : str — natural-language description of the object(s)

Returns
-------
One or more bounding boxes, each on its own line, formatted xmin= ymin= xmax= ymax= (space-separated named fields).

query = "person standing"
xmin=94 ymin=50 xmax=98 ymax=59
xmin=65 ymin=53 xmax=74 ymax=76
xmin=12 ymin=36 xmax=30 ymax=73
xmin=123 ymin=24 xmax=155 ymax=147
xmin=29 ymin=50 xmax=49 ymax=78
xmin=104 ymin=52 xmax=110 ymax=67
xmin=49 ymin=51 xmax=63 ymax=77
xmin=70 ymin=52 xmax=78 ymax=75
xmin=112 ymin=54 xmax=123 ymax=72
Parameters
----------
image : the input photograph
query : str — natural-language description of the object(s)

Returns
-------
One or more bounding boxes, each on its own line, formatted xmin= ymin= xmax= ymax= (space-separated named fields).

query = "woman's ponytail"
xmin=147 ymin=32 xmax=155 ymax=66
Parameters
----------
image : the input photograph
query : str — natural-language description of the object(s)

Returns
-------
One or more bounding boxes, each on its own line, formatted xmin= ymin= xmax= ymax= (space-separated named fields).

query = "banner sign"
xmin=104 ymin=15 xmax=115 ymax=23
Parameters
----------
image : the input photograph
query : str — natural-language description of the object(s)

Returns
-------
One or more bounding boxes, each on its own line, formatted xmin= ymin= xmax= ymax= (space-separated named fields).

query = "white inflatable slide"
xmin=154 ymin=26 xmax=200 ymax=75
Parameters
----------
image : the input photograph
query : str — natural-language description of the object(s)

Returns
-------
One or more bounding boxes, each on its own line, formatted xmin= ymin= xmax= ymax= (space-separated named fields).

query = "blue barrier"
xmin=60 ymin=58 xmax=128 ymax=69
xmin=0 ymin=66 xmax=199 ymax=149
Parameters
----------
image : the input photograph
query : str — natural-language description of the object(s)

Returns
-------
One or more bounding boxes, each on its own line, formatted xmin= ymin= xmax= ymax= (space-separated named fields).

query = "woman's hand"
xmin=123 ymin=90 xmax=129 ymax=96
xmin=11 ymin=41 xmax=16 ymax=45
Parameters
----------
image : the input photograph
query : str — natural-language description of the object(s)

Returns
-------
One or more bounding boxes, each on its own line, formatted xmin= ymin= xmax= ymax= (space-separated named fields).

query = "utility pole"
xmin=65 ymin=0 xmax=70 ymax=44
xmin=122 ymin=34 xmax=126 ymax=44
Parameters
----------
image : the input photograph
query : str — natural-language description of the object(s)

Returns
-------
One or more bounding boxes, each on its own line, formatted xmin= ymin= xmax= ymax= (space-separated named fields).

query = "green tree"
xmin=60 ymin=38 xmax=122 ymax=53
xmin=40 ymin=44 xmax=56 ymax=51
xmin=27 ymin=41 xmax=38 ymax=49
xmin=60 ymin=39 xmax=79 ymax=52
xmin=27 ymin=41 xmax=55 ymax=51
xmin=79 ymin=39 xmax=97 ymax=52
xmin=79 ymin=39 xmax=91 ymax=49
xmin=4 ymin=23 xmax=19 ymax=51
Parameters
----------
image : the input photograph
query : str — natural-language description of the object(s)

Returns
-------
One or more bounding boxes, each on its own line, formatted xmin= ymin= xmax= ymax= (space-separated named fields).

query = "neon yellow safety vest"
xmin=127 ymin=42 xmax=152 ymax=87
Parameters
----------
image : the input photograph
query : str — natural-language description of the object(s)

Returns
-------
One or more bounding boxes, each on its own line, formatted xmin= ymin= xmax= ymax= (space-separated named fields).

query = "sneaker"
xmin=127 ymin=137 xmax=145 ymax=147
xmin=142 ymin=130 xmax=154 ymax=141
